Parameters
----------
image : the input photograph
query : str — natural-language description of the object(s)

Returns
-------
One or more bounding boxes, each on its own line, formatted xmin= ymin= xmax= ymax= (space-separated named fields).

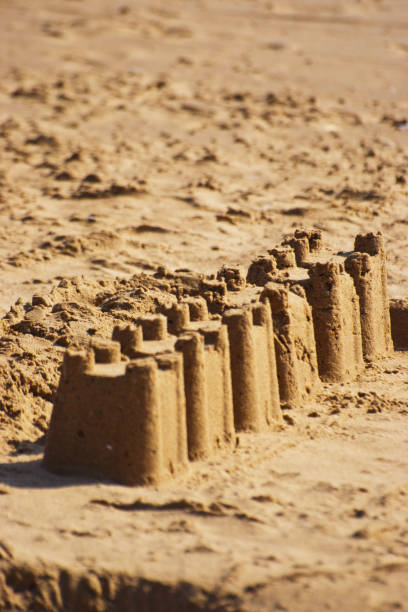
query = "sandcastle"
xmin=43 ymin=231 xmax=394 ymax=485
xmin=390 ymin=298 xmax=408 ymax=350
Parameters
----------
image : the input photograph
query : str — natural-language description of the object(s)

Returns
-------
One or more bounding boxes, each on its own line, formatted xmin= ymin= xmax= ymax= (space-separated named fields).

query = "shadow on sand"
xmin=0 ymin=439 xmax=109 ymax=489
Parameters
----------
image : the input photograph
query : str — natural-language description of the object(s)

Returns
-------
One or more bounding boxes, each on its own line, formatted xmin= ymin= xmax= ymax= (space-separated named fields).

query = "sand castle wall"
xmin=43 ymin=230 xmax=394 ymax=487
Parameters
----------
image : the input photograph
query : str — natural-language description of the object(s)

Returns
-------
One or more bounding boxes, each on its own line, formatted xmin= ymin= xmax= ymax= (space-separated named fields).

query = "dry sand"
xmin=0 ymin=0 xmax=408 ymax=609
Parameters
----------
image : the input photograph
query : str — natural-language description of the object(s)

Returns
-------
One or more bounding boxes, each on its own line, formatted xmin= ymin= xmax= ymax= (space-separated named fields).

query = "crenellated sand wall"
xmin=43 ymin=231 xmax=393 ymax=485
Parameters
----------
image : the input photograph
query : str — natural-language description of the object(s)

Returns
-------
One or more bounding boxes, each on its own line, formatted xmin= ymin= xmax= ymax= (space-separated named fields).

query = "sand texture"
xmin=1 ymin=0 xmax=408 ymax=610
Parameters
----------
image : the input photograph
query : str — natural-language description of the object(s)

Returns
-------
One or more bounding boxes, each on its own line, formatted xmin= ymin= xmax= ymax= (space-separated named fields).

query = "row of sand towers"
xmin=43 ymin=230 xmax=393 ymax=485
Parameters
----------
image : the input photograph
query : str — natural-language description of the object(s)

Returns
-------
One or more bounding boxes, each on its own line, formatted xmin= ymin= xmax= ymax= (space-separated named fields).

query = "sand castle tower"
xmin=260 ymin=283 xmax=320 ymax=408
xmin=176 ymin=323 xmax=235 ymax=460
xmin=306 ymin=261 xmax=364 ymax=382
xmin=389 ymin=298 xmax=408 ymax=350
xmin=345 ymin=232 xmax=393 ymax=361
xmin=222 ymin=303 xmax=281 ymax=432
xmin=43 ymin=339 xmax=189 ymax=486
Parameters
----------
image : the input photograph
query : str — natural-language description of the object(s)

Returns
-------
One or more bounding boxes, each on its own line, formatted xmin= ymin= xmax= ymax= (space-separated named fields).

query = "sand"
xmin=0 ymin=0 xmax=408 ymax=609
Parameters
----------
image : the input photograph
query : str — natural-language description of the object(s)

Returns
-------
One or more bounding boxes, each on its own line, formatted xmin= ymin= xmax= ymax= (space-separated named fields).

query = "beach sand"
xmin=0 ymin=1 xmax=408 ymax=609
